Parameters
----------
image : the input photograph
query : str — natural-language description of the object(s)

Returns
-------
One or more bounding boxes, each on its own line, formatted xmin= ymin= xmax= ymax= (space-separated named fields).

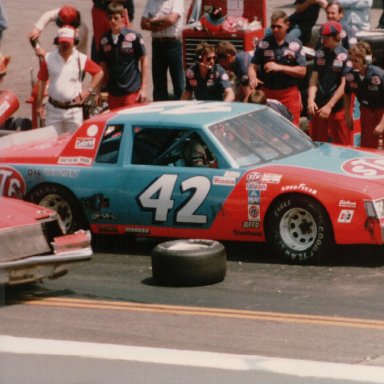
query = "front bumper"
xmin=0 ymin=230 xmax=92 ymax=285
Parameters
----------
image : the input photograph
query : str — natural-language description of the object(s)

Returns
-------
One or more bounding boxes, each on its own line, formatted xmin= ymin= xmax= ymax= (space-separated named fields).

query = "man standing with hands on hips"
xmin=141 ymin=0 xmax=185 ymax=101
xmin=248 ymin=10 xmax=307 ymax=127
xmin=36 ymin=26 xmax=103 ymax=134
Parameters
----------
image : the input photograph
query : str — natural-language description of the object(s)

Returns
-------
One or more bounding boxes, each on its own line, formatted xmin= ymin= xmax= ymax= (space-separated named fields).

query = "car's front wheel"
xmin=28 ymin=184 xmax=86 ymax=234
xmin=265 ymin=195 xmax=333 ymax=264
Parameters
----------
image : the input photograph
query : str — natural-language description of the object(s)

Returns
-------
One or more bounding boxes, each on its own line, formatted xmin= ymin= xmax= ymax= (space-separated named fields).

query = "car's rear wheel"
xmin=265 ymin=195 xmax=333 ymax=264
xmin=28 ymin=184 xmax=86 ymax=234
xmin=151 ymin=239 xmax=227 ymax=286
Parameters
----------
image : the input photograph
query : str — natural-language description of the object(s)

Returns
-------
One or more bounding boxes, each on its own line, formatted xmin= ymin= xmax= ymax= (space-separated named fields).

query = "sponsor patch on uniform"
xmin=317 ymin=58 xmax=325 ymax=65
xmin=340 ymin=30 xmax=347 ymax=38
xmin=101 ymin=37 xmax=108 ymax=45
xmin=189 ymin=79 xmax=197 ymax=87
xmin=103 ymin=45 xmax=112 ymax=52
xmin=125 ymin=33 xmax=137 ymax=42
xmin=288 ymin=42 xmax=300 ymax=51
xmin=346 ymin=73 xmax=354 ymax=81
xmin=222 ymin=73 xmax=229 ymax=81
xmin=333 ymin=60 xmax=343 ymax=67
xmin=264 ymin=50 xmax=274 ymax=57
xmin=371 ymin=76 xmax=382 ymax=85
xmin=338 ymin=209 xmax=354 ymax=223
xmin=316 ymin=50 xmax=325 ymax=58
xmin=186 ymin=68 xmax=194 ymax=78
xmin=122 ymin=41 xmax=132 ymax=49
xmin=337 ymin=52 xmax=348 ymax=61
xmin=258 ymin=41 xmax=269 ymax=49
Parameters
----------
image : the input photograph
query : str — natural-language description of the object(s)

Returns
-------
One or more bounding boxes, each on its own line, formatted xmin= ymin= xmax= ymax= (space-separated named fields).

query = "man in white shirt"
xmin=141 ymin=0 xmax=185 ymax=101
xmin=36 ymin=26 xmax=103 ymax=134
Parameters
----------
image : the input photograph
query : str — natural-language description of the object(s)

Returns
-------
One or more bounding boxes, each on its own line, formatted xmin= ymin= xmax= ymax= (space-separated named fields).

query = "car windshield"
xmin=209 ymin=109 xmax=315 ymax=167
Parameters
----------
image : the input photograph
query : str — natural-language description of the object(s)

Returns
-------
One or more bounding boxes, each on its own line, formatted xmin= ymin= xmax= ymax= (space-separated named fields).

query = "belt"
xmin=152 ymin=36 xmax=180 ymax=43
xmin=48 ymin=97 xmax=82 ymax=109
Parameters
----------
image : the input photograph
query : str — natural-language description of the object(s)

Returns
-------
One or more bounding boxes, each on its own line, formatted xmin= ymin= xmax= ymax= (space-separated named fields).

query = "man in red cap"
xmin=35 ymin=26 xmax=103 ymax=134
xmin=307 ymin=21 xmax=351 ymax=144
xmin=28 ymin=5 xmax=87 ymax=56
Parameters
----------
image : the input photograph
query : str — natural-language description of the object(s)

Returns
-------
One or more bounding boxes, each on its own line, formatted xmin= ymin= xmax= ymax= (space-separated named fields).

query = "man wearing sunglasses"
xmin=248 ymin=10 xmax=307 ymax=127
xmin=180 ymin=42 xmax=234 ymax=102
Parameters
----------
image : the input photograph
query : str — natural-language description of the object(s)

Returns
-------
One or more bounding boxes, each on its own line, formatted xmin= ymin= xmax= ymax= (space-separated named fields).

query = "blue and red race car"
xmin=0 ymin=100 xmax=384 ymax=263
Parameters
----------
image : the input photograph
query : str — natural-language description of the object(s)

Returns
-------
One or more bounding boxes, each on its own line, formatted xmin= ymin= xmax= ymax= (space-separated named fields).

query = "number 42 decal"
xmin=138 ymin=174 xmax=211 ymax=224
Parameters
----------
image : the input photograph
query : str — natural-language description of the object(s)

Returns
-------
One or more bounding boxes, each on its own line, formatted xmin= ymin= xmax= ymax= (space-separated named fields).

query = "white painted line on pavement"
xmin=0 ymin=335 xmax=383 ymax=383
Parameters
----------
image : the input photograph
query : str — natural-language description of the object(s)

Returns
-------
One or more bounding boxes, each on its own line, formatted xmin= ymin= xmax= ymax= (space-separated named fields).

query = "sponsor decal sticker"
xmin=87 ymin=124 xmax=98 ymax=137
xmin=58 ymin=157 xmax=92 ymax=165
xmin=342 ymin=158 xmax=384 ymax=179
xmin=281 ymin=183 xmax=317 ymax=194
xmin=338 ymin=209 xmax=354 ymax=223
xmin=75 ymin=138 xmax=96 ymax=150
xmin=339 ymin=200 xmax=357 ymax=208
xmin=262 ymin=173 xmax=282 ymax=184
xmin=242 ymin=221 xmax=260 ymax=228
xmin=0 ymin=166 xmax=26 ymax=197
xmin=125 ymin=227 xmax=150 ymax=234
xmin=248 ymin=190 xmax=261 ymax=204
xmin=213 ymin=176 xmax=236 ymax=186
xmin=246 ymin=182 xmax=267 ymax=191
xmin=248 ymin=204 xmax=260 ymax=221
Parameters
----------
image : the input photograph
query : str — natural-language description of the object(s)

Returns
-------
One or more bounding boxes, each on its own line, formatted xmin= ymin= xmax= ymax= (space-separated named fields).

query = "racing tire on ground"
xmin=265 ymin=194 xmax=333 ymax=264
xmin=151 ymin=239 xmax=227 ymax=286
xmin=28 ymin=184 xmax=87 ymax=234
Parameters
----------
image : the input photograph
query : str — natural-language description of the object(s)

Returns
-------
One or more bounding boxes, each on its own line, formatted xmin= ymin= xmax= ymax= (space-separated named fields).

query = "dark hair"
xmin=247 ymin=90 xmax=267 ymax=105
xmin=195 ymin=42 xmax=215 ymax=61
xmin=326 ymin=1 xmax=344 ymax=14
xmin=216 ymin=41 xmax=237 ymax=60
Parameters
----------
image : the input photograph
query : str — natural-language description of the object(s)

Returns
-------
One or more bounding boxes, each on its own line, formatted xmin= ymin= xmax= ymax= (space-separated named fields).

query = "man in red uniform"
xmin=344 ymin=41 xmax=384 ymax=149
xmin=248 ymin=10 xmax=307 ymax=127
xmin=308 ymin=21 xmax=351 ymax=144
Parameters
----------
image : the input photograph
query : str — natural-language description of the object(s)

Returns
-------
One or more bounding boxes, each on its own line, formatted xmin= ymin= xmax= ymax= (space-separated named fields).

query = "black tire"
xmin=265 ymin=195 xmax=333 ymax=264
xmin=28 ymin=184 xmax=87 ymax=234
xmin=151 ymin=239 xmax=227 ymax=286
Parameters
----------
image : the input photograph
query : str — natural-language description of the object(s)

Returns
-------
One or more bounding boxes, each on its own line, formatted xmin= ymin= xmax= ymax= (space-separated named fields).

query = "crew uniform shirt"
xmin=185 ymin=63 xmax=231 ymax=101
xmin=345 ymin=64 xmax=384 ymax=109
xmin=99 ymin=28 xmax=146 ymax=97
xmin=142 ymin=0 xmax=184 ymax=38
xmin=251 ymin=35 xmax=306 ymax=90
xmin=38 ymin=48 xmax=101 ymax=103
xmin=313 ymin=45 xmax=350 ymax=112
xmin=231 ymin=51 xmax=252 ymax=85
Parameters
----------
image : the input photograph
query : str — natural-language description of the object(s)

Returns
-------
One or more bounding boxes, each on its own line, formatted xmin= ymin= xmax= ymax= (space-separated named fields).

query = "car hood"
xmin=259 ymin=143 xmax=384 ymax=196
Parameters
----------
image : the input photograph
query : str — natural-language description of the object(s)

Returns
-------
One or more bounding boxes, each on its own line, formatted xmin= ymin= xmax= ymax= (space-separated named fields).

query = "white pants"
xmin=46 ymin=103 xmax=83 ymax=134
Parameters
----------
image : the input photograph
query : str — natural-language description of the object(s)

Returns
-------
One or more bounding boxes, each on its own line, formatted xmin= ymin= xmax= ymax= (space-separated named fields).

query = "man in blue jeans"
xmin=141 ymin=0 xmax=185 ymax=101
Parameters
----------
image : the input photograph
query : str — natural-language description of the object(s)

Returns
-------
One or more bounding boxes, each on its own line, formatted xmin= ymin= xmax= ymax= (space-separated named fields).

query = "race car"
xmin=0 ymin=100 xmax=383 ymax=264
xmin=0 ymin=196 xmax=92 ymax=285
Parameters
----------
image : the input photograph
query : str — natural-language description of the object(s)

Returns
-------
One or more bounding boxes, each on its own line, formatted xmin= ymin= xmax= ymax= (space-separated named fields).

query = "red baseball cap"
xmin=58 ymin=5 xmax=78 ymax=25
xmin=320 ymin=21 xmax=342 ymax=37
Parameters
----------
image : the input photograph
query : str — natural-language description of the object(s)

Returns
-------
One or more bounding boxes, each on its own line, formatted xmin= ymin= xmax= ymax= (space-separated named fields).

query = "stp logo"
xmin=0 ymin=166 xmax=26 ymax=197
xmin=342 ymin=158 xmax=384 ymax=179
xmin=246 ymin=172 xmax=262 ymax=182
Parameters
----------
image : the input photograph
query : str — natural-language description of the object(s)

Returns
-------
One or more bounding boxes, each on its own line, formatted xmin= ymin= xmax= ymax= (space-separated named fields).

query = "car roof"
xmin=105 ymin=101 xmax=265 ymax=128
